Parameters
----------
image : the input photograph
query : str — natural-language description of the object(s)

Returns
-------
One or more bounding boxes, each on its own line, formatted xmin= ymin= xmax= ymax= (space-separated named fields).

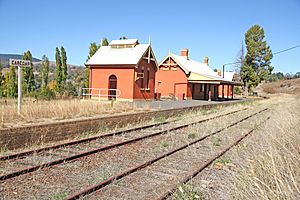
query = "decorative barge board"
xmin=85 ymin=39 xmax=158 ymax=101
xmin=155 ymin=48 xmax=241 ymax=101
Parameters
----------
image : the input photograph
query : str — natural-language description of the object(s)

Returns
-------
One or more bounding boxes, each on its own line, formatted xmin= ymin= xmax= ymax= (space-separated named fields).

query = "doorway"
xmin=108 ymin=74 xmax=117 ymax=100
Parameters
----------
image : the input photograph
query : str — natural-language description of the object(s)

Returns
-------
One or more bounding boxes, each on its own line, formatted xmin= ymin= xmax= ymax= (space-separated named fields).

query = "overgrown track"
xmin=66 ymin=108 xmax=269 ymax=200
xmin=0 ymin=108 xmax=247 ymax=181
xmin=158 ymin=116 xmax=271 ymax=200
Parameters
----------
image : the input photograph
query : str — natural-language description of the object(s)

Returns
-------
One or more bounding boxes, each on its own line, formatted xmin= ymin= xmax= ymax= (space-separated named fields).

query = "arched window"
xmin=108 ymin=75 xmax=117 ymax=100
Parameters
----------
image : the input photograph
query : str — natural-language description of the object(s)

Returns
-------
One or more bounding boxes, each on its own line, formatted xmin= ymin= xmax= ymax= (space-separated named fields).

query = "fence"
xmin=82 ymin=88 xmax=121 ymax=100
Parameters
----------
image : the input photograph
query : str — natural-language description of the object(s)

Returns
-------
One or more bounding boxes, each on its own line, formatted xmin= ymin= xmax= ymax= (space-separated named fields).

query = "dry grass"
xmin=225 ymin=94 xmax=300 ymax=199
xmin=261 ymin=78 xmax=300 ymax=94
xmin=0 ymin=98 xmax=134 ymax=128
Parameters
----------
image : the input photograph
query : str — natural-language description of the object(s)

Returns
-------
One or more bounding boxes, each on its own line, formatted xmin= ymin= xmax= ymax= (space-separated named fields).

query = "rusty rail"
xmin=0 ymin=109 xmax=247 ymax=181
xmin=65 ymin=108 xmax=268 ymax=200
xmin=157 ymin=116 xmax=271 ymax=200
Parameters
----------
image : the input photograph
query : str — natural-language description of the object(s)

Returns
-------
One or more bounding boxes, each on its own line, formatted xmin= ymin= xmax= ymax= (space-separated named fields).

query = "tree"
xmin=102 ymin=38 xmax=109 ymax=46
xmin=295 ymin=72 xmax=300 ymax=78
xmin=86 ymin=42 xmax=98 ymax=62
xmin=83 ymin=66 xmax=90 ymax=89
xmin=84 ymin=42 xmax=98 ymax=89
xmin=285 ymin=73 xmax=293 ymax=80
xmin=0 ymin=63 xmax=4 ymax=97
xmin=41 ymin=55 xmax=50 ymax=90
xmin=55 ymin=47 xmax=62 ymax=91
xmin=7 ymin=66 xmax=17 ymax=97
xmin=61 ymin=46 xmax=68 ymax=83
xmin=83 ymin=37 xmax=108 ymax=89
xmin=241 ymin=24 xmax=273 ymax=92
xmin=22 ymin=50 xmax=35 ymax=94
xmin=3 ymin=72 xmax=10 ymax=97
xmin=235 ymin=42 xmax=245 ymax=76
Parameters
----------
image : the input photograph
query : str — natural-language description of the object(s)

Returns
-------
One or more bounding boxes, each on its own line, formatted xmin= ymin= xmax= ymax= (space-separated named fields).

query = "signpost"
xmin=9 ymin=59 xmax=30 ymax=115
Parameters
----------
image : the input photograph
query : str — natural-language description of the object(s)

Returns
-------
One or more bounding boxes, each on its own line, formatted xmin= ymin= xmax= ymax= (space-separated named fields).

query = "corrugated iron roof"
xmin=85 ymin=43 xmax=151 ymax=65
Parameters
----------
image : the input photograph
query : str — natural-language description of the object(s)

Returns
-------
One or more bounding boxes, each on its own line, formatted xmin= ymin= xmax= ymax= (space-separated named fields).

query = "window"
xmin=141 ymin=69 xmax=144 ymax=89
xmin=146 ymin=69 xmax=150 ymax=89
xmin=137 ymin=73 xmax=144 ymax=78
xmin=158 ymin=82 xmax=162 ymax=87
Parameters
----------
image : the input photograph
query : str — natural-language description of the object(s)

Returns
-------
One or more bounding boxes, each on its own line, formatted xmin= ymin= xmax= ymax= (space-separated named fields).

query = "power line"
xmin=223 ymin=44 xmax=300 ymax=66
xmin=273 ymin=44 xmax=300 ymax=55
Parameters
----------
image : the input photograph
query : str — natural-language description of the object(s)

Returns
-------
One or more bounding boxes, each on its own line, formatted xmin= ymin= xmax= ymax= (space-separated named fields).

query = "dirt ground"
xmin=177 ymin=93 xmax=300 ymax=199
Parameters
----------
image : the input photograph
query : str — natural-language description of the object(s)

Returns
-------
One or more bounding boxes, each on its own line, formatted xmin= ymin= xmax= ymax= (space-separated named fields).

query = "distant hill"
xmin=0 ymin=54 xmax=84 ymax=82
xmin=0 ymin=54 xmax=41 ymax=67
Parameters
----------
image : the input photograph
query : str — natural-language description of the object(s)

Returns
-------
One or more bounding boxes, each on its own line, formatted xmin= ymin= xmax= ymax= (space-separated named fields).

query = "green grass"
xmin=212 ymin=137 xmax=222 ymax=146
xmin=215 ymin=157 xmax=232 ymax=165
xmin=52 ymin=191 xmax=67 ymax=200
xmin=174 ymin=184 xmax=203 ymax=200
xmin=160 ymin=140 xmax=170 ymax=148
xmin=188 ymin=133 xmax=197 ymax=139
xmin=154 ymin=115 xmax=167 ymax=123
xmin=0 ymin=146 xmax=8 ymax=156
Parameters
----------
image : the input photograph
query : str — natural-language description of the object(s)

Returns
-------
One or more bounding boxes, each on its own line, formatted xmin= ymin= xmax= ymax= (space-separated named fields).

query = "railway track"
xmin=0 ymin=108 xmax=247 ymax=181
xmin=65 ymin=108 xmax=269 ymax=200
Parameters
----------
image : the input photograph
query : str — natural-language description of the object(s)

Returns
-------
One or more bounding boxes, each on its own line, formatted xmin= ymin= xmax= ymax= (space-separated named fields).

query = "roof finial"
xmin=148 ymin=35 xmax=151 ymax=45
xmin=168 ymin=49 xmax=171 ymax=55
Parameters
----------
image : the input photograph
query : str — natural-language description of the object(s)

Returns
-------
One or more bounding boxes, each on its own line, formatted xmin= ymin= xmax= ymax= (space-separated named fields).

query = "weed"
xmin=0 ymin=146 xmax=8 ymax=156
xmin=212 ymin=137 xmax=222 ymax=146
xmin=215 ymin=157 xmax=231 ymax=165
xmin=80 ymin=130 xmax=97 ymax=138
xmin=52 ymin=191 xmax=67 ymax=200
xmin=174 ymin=184 xmax=203 ymax=200
xmin=188 ymin=133 xmax=197 ymax=139
xmin=160 ymin=141 xmax=170 ymax=148
xmin=154 ymin=115 xmax=166 ymax=123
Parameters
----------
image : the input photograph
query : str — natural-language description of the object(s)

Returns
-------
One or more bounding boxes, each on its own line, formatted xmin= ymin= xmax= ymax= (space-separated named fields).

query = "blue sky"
xmin=0 ymin=0 xmax=299 ymax=73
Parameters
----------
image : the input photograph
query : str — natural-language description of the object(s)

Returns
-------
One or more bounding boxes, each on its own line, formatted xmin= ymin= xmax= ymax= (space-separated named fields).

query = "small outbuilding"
xmin=85 ymin=39 xmax=158 ymax=101
xmin=155 ymin=49 xmax=239 ymax=101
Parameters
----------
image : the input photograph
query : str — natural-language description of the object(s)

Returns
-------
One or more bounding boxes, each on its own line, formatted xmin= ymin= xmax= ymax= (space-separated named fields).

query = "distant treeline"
xmin=267 ymin=72 xmax=300 ymax=82
xmin=0 ymin=48 xmax=84 ymax=99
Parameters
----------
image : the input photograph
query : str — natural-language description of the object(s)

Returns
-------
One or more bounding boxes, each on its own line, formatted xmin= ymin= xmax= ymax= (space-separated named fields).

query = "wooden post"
xmin=227 ymin=85 xmax=230 ymax=99
xmin=222 ymin=84 xmax=224 ymax=99
xmin=17 ymin=66 xmax=22 ymax=115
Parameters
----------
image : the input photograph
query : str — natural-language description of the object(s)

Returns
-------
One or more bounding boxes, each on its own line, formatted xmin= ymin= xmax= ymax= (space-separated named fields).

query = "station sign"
xmin=9 ymin=59 xmax=30 ymax=66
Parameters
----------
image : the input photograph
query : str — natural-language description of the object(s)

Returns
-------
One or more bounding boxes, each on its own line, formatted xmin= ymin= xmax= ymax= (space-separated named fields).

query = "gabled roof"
xmin=216 ymin=71 xmax=235 ymax=81
xmin=85 ymin=39 xmax=158 ymax=66
xmin=160 ymin=53 xmax=234 ymax=82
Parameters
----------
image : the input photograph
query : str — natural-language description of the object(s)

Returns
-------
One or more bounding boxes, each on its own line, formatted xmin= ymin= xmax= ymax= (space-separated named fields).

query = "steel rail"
xmin=65 ymin=108 xmax=268 ymax=200
xmin=157 ymin=116 xmax=270 ymax=200
xmin=0 ymin=107 xmax=247 ymax=161
xmin=0 ymin=109 xmax=247 ymax=181
xmin=0 ymin=121 xmax=170 ymax=161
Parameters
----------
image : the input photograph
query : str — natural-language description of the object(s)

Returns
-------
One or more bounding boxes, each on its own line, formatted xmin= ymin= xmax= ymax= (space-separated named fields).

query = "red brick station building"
xmin=85 ymin=39 xmax=239 ymax=101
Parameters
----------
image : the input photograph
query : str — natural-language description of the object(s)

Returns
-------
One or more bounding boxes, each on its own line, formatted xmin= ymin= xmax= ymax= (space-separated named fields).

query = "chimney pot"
xmin=204 ymin=57 xmax=209 ymax=65
xmin=217 ymin=69 xmax=221 ymax=76
xmin=180 ymin=48 xmax=189 ymax=59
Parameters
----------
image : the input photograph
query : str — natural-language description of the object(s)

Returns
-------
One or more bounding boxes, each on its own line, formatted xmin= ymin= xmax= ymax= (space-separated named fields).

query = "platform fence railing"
xmin=82 ymin=88 xmax=121 ymax=100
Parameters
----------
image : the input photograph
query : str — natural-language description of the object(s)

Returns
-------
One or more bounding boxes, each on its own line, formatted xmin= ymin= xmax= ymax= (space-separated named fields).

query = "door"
xmin=108 ymin=75 xmax=117 ymax=100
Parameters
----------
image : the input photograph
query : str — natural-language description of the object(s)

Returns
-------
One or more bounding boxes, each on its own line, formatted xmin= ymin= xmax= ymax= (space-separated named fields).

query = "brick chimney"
xmin=203 ymin=56 xmax=209 ymax=65
xmin=180 ymin=48 xmax=189 ymax=60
